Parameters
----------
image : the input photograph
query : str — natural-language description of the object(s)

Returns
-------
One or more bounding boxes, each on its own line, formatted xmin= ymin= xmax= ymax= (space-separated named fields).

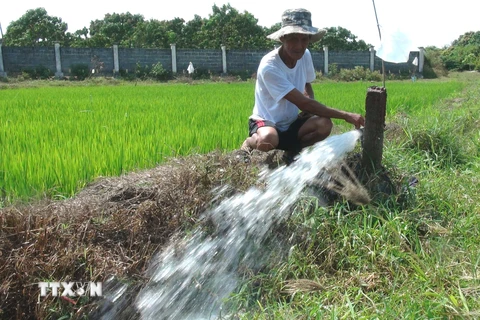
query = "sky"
xmin=0 ymin=0 xmax=478 ymax=54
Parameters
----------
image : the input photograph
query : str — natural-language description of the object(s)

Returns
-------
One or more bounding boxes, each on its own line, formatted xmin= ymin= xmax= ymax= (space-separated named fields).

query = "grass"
xmin=226 ymin=74 xmax=480 ymax=319
xmin=0 ymin=82 xmax=254 ymax=205
xmin=0 ymin=73 xmax=479 ymax=319
xmin=0 ymin=79 xmax=466 ymax=206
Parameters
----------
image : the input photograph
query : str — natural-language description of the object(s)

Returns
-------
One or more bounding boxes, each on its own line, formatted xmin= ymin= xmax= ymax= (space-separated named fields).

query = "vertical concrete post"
xmin=369 ymin=46 xmax=375 ymax=72
xmin=221 ymin=45 xmax=227 ymax=74
xmin=323 ymin=46 xmax=329 ymax=75
xmin=361 ymin=86 xmax=387 ymax=174
xmin=170 ymin=43 xmax=177 ymax=73
xmin=54 ymin=42 xmax=64 ymax=78
xmin=0 ymin=41 xmax=6 ymax=78
xmin=418 ymin=47 xmax=425 ymax=74
xmin=113 ymin=44 xmax=119 ymax=75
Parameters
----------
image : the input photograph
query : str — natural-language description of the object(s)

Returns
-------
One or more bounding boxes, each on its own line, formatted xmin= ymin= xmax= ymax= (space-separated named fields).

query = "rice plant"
xmin=0 ymin=80 xmax=466 ymax=205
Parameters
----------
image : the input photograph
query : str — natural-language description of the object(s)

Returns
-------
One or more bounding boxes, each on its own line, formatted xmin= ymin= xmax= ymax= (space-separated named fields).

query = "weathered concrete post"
xmin=323 ymin=46 xmax=329 ymax=75
xmin=221 ymin=45 xmax=227 ymax=74
xmin=369 ymin=46 xmax=375 ymax=72
xmin=113 ymin=44 xmax=119 ymax=76
xmin=170 ymin=44 xmax=177 ymax=74
xmin=361 ymin=86 xmax=387 ymax=174
xmin=54 ymin=42 xmax=64 ymax=79
xmin=418 ymin=47 xmax=425 ymax=74
xmin=0 ymin=40 xmax=7 ymax=78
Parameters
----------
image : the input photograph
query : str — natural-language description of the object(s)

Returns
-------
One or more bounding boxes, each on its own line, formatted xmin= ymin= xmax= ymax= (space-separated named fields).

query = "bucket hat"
xmin=267 ymin=8 xmax=326 ymax=42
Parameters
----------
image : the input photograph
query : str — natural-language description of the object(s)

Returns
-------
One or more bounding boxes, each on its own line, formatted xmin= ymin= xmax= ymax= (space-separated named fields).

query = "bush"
xmin=118 ymin=69 xmax=136 ymax=81
xmin=335 ymin=66 xmax=382 ymax=82
xmin=192 ymin=68 xmax=212 ymax=80
xmin=135 ymin=63 xmax=151 ymax=80
xmin=131 ymin=62 xmax=172 ymax=81
xmin=328 ymin=63 xmax=339 ymax=77
xmin=150 ymin=62 xmax=172 ymax=81
xmin=421 ymin=48 xmax=446 ymax=78
xmin=21 ymin=65 xmax=53 ymax=80
xmin=229 ymin=70 xmax=255 ymax=81
xmin=70 ymin=63 xmax=90 ymax=80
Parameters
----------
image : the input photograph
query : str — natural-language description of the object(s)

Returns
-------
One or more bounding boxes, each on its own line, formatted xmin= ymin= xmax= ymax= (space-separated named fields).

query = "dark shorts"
xmin=248 ymin=113 xmax=312 ymax=151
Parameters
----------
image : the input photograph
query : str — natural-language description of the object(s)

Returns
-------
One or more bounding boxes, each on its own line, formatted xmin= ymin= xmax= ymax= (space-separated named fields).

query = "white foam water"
xmin=100 ymin=130 xmax=361 ymax=320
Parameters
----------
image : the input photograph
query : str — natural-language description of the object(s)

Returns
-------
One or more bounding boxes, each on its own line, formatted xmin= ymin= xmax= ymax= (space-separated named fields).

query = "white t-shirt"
xmin=250 ymin=48 xmax=316 ymax=132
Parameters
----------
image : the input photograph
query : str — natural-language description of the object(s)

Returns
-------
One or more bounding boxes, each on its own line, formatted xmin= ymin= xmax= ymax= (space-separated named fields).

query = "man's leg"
xmin=297 ymin=116 xmax=333 ymax=148
xmin=243 ymin=126 xmax=279 ymax=151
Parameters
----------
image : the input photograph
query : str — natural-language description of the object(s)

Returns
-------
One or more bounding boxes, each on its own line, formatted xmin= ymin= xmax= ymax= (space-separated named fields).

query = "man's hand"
xmin=284 ymin=88 xmax=365 ymax=129
xmin=344 ymin=112 xmax=365 ymax=129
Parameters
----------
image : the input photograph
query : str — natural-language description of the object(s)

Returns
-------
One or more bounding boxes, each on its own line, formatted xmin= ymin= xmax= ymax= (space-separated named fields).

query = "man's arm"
xmin=304 ymin=83 xmax=315 ymax=99
xmin=284 ymin=87 xmax=365 ymax=129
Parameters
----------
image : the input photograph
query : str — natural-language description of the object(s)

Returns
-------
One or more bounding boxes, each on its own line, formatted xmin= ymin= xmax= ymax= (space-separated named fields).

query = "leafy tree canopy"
xmin=441 ymin=31 xmax=480 ymax=71
xmin=3 ymin=5 xmax=376 ymax=51
xmin=88 ymin=12 xmax=146 ymax=47
xmin=199 ymin=4 xmax=267 ymax=49
xmin=3 ymin=8 xmax=68 ymax=46
xmin=311 ymin=26 xmax=371 ymax=51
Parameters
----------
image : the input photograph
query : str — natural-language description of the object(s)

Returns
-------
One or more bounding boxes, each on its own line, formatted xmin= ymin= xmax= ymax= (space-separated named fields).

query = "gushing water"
xmin=98 ymin=130 xmax=362 ymax=320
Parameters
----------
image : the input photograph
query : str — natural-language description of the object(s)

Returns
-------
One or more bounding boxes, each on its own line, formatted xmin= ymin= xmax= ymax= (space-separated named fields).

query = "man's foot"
xmin=282 ymin=149 xmax=300 ymax=166
xmin=240 ymin=139 xmax=253 ymax=153
xmin=235 ymin=139 xmax=253 ymax=163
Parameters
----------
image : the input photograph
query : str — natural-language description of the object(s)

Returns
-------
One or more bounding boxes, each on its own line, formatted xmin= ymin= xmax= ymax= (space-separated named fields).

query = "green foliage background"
xmin=2 ymin=5 xmax=370 ymax=50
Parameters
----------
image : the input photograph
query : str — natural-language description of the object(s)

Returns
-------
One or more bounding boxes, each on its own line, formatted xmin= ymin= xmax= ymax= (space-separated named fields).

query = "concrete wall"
xmin=0 ymin=45 xmax=420 ymax=77
xmin=225 ymin=50 xmax=269 ymax=74
xmin=310 ymin=51 xmax=326 ymax=72
xmin=376 ymin=51 xmax=419 ymax=75
xmin=177 ymin=49 xmax=223 ymax=74
xmin=3 ymin=46 xmax=55 ymax=73
xmin=329 ymin=50 xmax=371 ymax=70
xmin=61 ymin=47 xmax=113 ymax=74
xmin=118 ymin=48 xmax=171 ymax=72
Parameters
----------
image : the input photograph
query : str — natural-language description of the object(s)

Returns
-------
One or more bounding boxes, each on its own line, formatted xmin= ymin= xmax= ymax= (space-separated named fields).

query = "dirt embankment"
xmin=0 ymin=150 xmax=289 ymax=319
xmin=0 ymin=147 xmax=385 ymax=319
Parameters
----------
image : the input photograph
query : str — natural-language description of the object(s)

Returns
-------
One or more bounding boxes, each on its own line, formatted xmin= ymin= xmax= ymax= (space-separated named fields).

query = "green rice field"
xmin=0 ymin=80 xmax=466 ymax=205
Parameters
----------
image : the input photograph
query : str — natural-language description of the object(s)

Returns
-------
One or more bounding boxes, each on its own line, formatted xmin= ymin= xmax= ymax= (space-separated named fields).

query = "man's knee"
xmin=317 ymin=117 xmax=333 ymax=136
xmin=256 ymin=129 xmax=278 ymax=151
xmin=306 ymin=117 xmax=333 ymax=137
xmin=298 ymin=117 xmax=333 ymax=146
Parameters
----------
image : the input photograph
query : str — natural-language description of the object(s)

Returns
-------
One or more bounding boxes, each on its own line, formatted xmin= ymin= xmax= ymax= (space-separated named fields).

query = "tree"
xmin=88 ymin=12 xmax=145 ymax=47
xmin=310 ymin=26 xmax=371 ymax=51
xmin=166 ymin=18 xmax=187 ymax=47
xmin=462 ymin=53 xmax=477 ymax=71
xmin=182 ymin=15 xmax=207 ymax=49
xmin=263 ymin=23 xmax=282 ymax=49
xmin=2 ymin=5 xmax=373 ymax=51
xmin=199 ymin=4 xmax=267 ymax=49
xmin=3 ymin=8 xmax=68 ymax=46
xmin=423 ymin=46 xmax=448 ymax=78
xmin=441 ymin=31 xmax=480 ymax=71
xmin=67 ymin=27 xmax=89 ymax=48
xmin=131 ymin=19 xmax=172 ymax=48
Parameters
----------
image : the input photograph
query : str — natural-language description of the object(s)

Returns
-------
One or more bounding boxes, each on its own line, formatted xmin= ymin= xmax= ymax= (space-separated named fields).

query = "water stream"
xmin=96 ymin=130 xmax=362 ymax=320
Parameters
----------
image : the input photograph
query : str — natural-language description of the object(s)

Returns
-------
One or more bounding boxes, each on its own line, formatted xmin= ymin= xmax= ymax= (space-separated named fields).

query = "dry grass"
xmin=0 ymin=148 xmax=375 ymax=319
xmin=323 ymin=161 xmax=371 ymax=206
xmin=0 ymin=150 xmax=271 ymax=319
xmin=282 ymin=279 xmax=324 ymax=295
